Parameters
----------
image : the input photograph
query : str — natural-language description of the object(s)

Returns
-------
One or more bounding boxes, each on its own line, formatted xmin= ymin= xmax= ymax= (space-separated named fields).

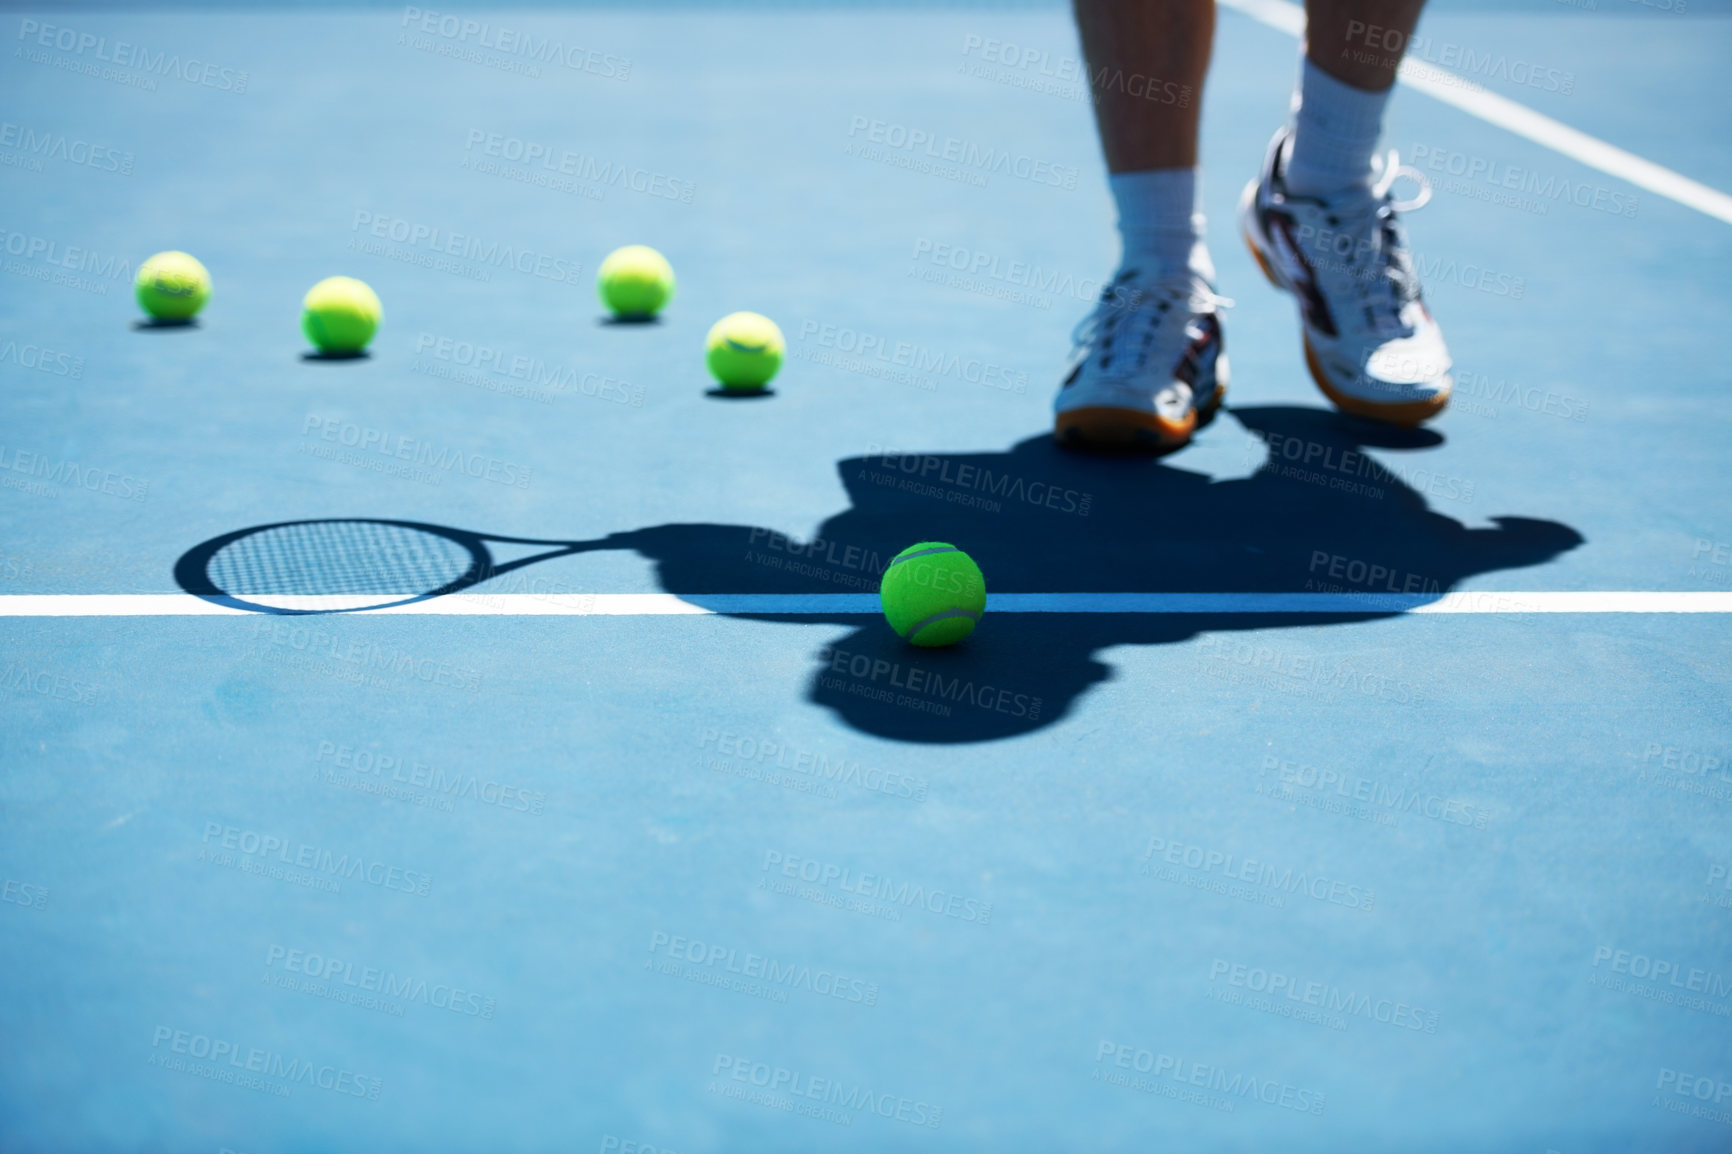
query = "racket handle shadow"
xmin=465 ymin=534 xmax=632 ymax=590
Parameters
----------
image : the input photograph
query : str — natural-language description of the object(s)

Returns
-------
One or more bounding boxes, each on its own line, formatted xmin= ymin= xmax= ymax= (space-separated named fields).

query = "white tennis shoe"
xmin=1240 ymin=128 xmax=1452 ymax=426
xmin=1053 ymin=269 xmax=1231 ymax=453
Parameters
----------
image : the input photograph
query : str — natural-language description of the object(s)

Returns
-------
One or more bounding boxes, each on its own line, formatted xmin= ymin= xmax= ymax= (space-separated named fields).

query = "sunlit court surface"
xmin=2 ymin=0 xmax=1730 ymax=1149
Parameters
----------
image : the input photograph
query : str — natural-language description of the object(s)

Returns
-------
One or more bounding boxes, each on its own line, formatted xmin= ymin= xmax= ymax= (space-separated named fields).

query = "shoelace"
xmin=1323 ymin=150 xmax=1432 ymax=339
xmin=1069 ymin=273 xmax=1234 ymax=375
xmin=1371 ymin=148 xmax=1432 ymax=211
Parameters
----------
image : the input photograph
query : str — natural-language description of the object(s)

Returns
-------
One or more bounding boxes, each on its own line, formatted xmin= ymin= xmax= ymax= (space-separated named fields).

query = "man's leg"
xmin=1073 ymin=0 xmax=1215 ymax=282
xmin=1073 ymin=0 xmax=1213 ymax=174
xmin=1285 ymin=0 xmax=1426 ymax=198
xmin=1305 ymin=0 xmax=1425 ymax=91
xmin=1055 ymin=0 xmax=1228 ymax=454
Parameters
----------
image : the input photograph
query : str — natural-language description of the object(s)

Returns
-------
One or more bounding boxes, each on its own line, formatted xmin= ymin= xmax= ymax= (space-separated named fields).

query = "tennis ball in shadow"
xmin=880 ymin=542 xmax=986 ymax=646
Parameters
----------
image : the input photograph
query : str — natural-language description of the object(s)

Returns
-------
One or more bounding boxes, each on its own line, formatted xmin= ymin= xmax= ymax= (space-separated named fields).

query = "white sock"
xmin=1284 ymin=58 xmax=1390 ymax=199
xmin=1109 ymin=168 xmax=1214 ymax=283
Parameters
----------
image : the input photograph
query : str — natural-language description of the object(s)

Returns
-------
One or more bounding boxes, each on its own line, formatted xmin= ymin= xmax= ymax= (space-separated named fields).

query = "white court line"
xmin=1219 ymin=0 xmax=1732 ymax=226
xmin=1 ymin=593 xmax=1729 ymax=617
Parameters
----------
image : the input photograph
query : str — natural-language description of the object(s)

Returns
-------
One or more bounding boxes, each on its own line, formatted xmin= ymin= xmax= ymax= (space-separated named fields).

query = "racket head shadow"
xmin=174 ymin=518 xmax=495 ymax=614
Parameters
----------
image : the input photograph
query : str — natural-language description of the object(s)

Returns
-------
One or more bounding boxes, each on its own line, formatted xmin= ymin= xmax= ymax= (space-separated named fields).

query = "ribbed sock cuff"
xmin=1109 ymin=167 xmax=1213 ymax=281
xmin=1285 ymin=58 xmax=1390 ymax=198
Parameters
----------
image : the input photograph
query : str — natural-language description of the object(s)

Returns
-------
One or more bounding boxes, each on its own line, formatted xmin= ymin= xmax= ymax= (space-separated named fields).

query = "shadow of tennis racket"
xmin=174 ymin=518 xmax=620 ymax=614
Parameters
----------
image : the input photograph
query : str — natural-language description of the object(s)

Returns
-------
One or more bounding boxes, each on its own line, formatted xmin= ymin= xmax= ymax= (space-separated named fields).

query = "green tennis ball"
xmin=597 ymin=245 xmax=675 ymax=318
xmin=879 ymin=542 xmax=986 ymax=647
xmin=302 ymin=276 xmax=381 ymax=355
xmin=705 ymin=311 xmax=784 ymax=391
xmin=135 ymin=251 xmax=210 ymax=322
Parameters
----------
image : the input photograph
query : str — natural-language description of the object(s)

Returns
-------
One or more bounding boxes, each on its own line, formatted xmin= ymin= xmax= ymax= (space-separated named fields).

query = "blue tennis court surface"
xmin=2 ymin=2 xmax=1731 ymax=1150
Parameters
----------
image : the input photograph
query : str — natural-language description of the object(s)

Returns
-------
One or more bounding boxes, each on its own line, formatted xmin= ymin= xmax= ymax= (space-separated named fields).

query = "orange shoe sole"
xmin=1303 ymin=341 xmax=1450 ymax=428
xmin=1054 ymin=385 xmax=1225 ymax=453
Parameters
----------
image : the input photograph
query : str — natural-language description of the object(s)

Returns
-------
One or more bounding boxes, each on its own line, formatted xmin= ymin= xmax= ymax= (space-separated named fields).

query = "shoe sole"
xmin=1053 ymin=382 xmax=1226 ymax=453
xmin=1301 ymin=339 xmax=1450 ymax=427
xmin=1239 ymin=182 xmax=1449 ymax=429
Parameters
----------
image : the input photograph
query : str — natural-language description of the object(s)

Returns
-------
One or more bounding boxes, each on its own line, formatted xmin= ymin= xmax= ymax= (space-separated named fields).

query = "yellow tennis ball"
xmin=705 ymin=311 xmax=784 ymax=390
xmin=879 ymin=542 xmax=986 ymax=647
xmin=135 ymin=251 xmax=210 ymax=321
xmin=597 ymin=245 xmax=675 ymax=318
xmin=302 ymin=276 xmax=381 ymax=355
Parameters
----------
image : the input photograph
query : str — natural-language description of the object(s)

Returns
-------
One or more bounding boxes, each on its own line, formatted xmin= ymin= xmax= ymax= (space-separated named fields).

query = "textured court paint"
xmin=3 ymin=592 xmax=1731 ymax=616
xmin=1221 ymin=0 xmax=1732 ymax=225
xmin=3 ymin=8 xmax=1731 ymax=1153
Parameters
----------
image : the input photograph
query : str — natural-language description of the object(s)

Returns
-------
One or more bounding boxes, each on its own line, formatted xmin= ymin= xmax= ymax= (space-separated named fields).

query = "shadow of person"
xmin=604 ymin=405 xmax=1582 ymax=743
